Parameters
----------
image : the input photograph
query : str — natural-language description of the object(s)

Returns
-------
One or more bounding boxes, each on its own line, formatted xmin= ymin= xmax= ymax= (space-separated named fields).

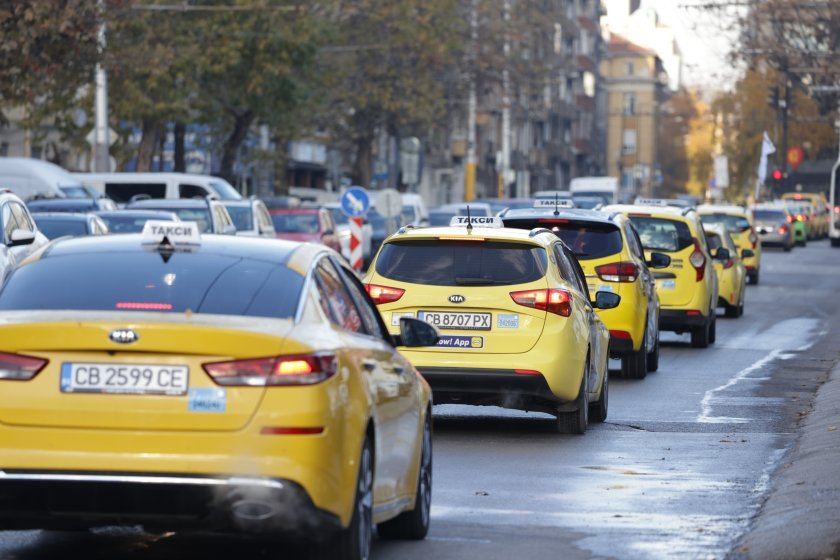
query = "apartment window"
xmin=554 ymin=23 xmax=562 ymax=54
xmin=622 ymin=129 xmax=637 ymax=155
xmin=583 ymin=71 xmax=596 ymax=97
xmin=623 ymin=93 xmax=636 ymax=115
xmin=626 ymin=62 xmax=634 ymax=76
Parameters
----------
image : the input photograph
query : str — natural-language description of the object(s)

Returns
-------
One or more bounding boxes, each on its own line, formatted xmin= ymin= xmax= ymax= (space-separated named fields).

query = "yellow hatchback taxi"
xmin=363 ymin=216 xmax=621 ymax=434
xmin=604 ymin=201 xmax=719 ymax=348
xmin=697 ymin=204 xmax=762 ymax=284
xmin=704 ymin=224 xmax=750 ymax=318
xmin=500 ymin=202 xmax=670 ymax=380
xmin=0 ymin=221 xmax=439 ymax=560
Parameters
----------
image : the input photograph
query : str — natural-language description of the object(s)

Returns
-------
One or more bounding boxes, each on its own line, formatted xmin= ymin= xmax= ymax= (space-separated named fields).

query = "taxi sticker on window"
xmin=188 ymin=388 xmax=227 ymax=413
xmin=497 ymin=314 xmax=519 ymax=329
xmin=436 ymin=335 xmax=484 ymax=349
xmin=391 ymin=311 xmax=415 ymax=326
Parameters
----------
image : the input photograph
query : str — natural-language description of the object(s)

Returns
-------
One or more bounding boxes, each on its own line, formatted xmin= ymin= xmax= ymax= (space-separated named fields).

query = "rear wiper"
xmin=454 ymin=277 xmax=506 ymax=286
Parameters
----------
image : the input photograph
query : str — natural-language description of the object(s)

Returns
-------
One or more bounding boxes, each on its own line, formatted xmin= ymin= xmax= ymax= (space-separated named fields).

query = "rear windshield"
xmin=225 ymin=206 xmax=253 ymax=231
xmin=272 ymin=212 xmax=320 ymax=233
xmin=167 ymin=208 xmax=212 ymax=232
xmin=34 ymin=218 xmax=89 ymax=239
xmin=98 ymin=215 xmax=161 ymax=233
xmin=628 ymin=217 xmax=694 ymax=252
xmin=0 ymin=252 xmax=302 ymax=319
xmin=375 ymin=240 xmax=547 ymax=286
xmin=503 ymin=218 xmax=622 ymax=260
xmin=701 ymin=213 xmax=751 ymax=232
xmin=753 ymin=210 xmax=785 ymax=221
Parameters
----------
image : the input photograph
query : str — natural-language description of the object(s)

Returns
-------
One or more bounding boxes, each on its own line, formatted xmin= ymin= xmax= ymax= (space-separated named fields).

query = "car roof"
xmin=127 ymin=199 xmax=215 ymax=209
xmin=501 ymin=207 xmax=620 ymax=225
xmin=27 ymin=198 xmax=97 ymax=208
xmin=386 ymin=224 xmax=556 ymax=246
xmin=270 ymin=206 xmax=320 ymax=214
xmin=603 ymin=203 xmax=693 ymax=217
xmin=697 ymin=204 xmax=749 ymax=215
xmin=94 ymin=210 xmax=179 ymax=218
xmin=31 ymin=212 xmax=92 ymax=220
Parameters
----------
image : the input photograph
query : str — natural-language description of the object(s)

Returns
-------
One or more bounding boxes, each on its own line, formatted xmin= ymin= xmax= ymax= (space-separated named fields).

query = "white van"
xmin=72 ymin=172 xmax=243 ymax=204
xmin=400 ymin=193 xmax=429 ymax=226
xmin=569 ymin=176 xmax=621 ymax=205
xmin=0 ymin=157 xmax=79 ymax=200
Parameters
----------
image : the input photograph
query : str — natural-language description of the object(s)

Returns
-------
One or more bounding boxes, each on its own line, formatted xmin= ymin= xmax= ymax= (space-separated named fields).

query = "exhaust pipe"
xmin=230 ymin=496 xmax=279 ymax=522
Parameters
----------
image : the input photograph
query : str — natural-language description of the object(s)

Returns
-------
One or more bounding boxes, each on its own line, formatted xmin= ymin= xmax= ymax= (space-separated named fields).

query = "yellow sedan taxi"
xmin=500 ymin=202 xmax=670 ymax=380
xmin=0 ymin=221 xmax=439 ymax=560
xmin=697 ymin=204 xmax=762 ymax=284
xmin=604 ymin=201 xmax=719 ymax=348
xmin=704 ymin=224 xmax=749 ymax=318
xmin=363 ymin=216 xmax=621 ymax=434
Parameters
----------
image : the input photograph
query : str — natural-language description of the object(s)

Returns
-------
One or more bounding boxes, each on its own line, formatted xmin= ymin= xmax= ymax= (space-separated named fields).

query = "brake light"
xmin=786 ymin=215 xmax=793 ymax=223
xmin=794 ymin=214 xmax=805 ymax=222
xmin=538 ymin=219 xmax=569 ymax=224
xmin=689 ymin=238 xmax=706 ymax=282
xmin=595 ymin=261 xmax=638 ymax=282
xmin=203 ymin=353 xmax=337 ymax=386
xmin=723 ymin=258 xmax=734 ymax=269
xmin=0 ymin=352 xmax=48 ymax=381
xmin=610 ymin=330 xmax=632 ymax=339
xmin=509 ymin=288 xmax=571 ymax=317
xmin=778 ymin=225 xmax=789 ymax=234
xmin=116 ymin=302 xmax=173 ymax=310
xmin=364 ymin=284 xmax=405 ymax=305
xmin=514 ymin=369 xmax=542 ymax=375
xmin=834 ymin=206 xmax=840 ymax=215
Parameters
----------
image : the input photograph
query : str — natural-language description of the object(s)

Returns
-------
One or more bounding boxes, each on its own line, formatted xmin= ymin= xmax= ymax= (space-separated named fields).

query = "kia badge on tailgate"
xmin=109 ymin=329 xmax=139 ymax=344
xmin=448 ymin=295 xmax=466 ymax=304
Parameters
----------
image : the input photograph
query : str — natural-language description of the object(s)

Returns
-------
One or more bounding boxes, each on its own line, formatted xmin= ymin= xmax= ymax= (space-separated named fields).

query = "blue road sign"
xmin=340 ymin=186 xmax=370 ymax=218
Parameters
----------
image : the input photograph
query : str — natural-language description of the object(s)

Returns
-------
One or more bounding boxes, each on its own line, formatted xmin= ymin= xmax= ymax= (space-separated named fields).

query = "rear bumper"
xmin=0 ymin=470 xmax=340 ymax=536
xmin=608 ymin=335 xmax=635 ymax=356
xmin=659 ymin=309 xmax=709 ymax=331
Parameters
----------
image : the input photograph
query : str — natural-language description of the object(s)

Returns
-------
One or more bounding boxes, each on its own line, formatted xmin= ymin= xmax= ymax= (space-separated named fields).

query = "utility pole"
xmin=499 ymin=0 xmax=511 ymax=199
xmin=779 ymin=77 xmax=791 ymax=195
xmin=93 ymin=0 xmax=110 ymax=172
xmin=464 ymin=0 xmax=477 ymax=202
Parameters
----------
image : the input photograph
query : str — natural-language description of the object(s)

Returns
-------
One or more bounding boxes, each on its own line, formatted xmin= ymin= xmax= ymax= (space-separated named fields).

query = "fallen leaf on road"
xmin=828 ymin=426 xmax=837 ymax=432
xmin=720 ymin=439 xmax=737 ymax=443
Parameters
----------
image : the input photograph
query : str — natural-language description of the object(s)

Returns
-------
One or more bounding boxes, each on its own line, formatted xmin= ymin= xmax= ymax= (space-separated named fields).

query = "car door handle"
xmin=362 ymin=359 xmax=378 ymax=371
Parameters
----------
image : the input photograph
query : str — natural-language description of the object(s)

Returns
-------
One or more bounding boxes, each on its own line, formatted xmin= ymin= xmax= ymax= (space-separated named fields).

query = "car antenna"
xmin=554 ymin=193 xmax=560 ymax=216
xmin=466 ymin=205 xmax=473 ymax=232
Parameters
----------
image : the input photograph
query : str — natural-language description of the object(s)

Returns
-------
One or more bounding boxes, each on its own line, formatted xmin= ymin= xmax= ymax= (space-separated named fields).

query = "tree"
xmin=659 ymin=89 xmax=698 ymax=195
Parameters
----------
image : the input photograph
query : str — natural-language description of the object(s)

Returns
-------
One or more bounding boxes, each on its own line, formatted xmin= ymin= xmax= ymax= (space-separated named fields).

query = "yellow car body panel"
xmin=704 ymin=225 xmax=747 ymax=313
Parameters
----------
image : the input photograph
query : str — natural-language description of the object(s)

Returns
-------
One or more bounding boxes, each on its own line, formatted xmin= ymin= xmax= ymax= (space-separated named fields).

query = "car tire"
xmin=621 ymin=334 xmax=647 ymax=380
xmin=831 ymin=238 xmax=840 ymax=248
xmin=557 ymin=362 xmax=589 ymax=435
xmin=709 ymin=316 xmax=717 ymax=344
xmin=783 ymin=243 xmax=792 ymax=252
xmin=311 ymin=437 xmax=374 ymax=560
xmin=691 ymin=320 xmax=710 ymax=348
xmin=749 ymin=270 xmax=760 ymax=285
xmin=646 ymin=327 xmax=659 ymax=373
xmin=377 ymin=413 xmax=432 ymax=541
xmin=724 ymin=302 xmax=739 ymax=318
xmin=589 ymin=365 xmax=609 ymax=423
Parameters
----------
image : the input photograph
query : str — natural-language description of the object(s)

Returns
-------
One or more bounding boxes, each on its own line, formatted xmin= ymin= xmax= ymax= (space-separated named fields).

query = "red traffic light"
xmin=772 ymin=169 xmax=783 ymax=181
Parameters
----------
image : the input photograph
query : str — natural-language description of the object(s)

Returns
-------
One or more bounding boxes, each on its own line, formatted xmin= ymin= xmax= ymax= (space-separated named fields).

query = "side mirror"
xmin=8 ymin=229 xmax=36 ymax=247
xmin=741 ymin=249 xmax=755 ymax=259
xmin=646 ymin=252 xmax=671 ymax=269
xmin=391 ymin=317 xmax=440 ymax=347
xmin=593 ymin=291 xmax=621 ymax=310
xmin=714 ymin=247 xmax=731 ymax=261
xmin=222 ymin=224 xmax=238 ymax=235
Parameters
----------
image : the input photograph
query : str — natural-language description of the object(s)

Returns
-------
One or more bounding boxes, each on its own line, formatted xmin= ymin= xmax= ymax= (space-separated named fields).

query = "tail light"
xmin=595 ymin=262 xmax=638 ymax=282
xmin=723 ymin=258 xmax=734 ymax=269
xmin=689 ymin=239 xmax=706 ymax=282
xmin=510 ymin=288 xmax=571 ymax=317
xmin=786 ymin=215 xmax=793 ymax=223
xmin=203 ymin=353 xmax=337 ymax=386
xmin=364 ymin=284 xmax=405 ymax=305
xmin=0 ymin=352 xmax=49 ymax=381
xmin=778 ymin=225 xmax=789 ymax=234
xmin=795 ymin=214 xmax=804 ymax=222
xmin=748 ymin=228 xmax=758 ymax=248
xmin=834 ymin=206 xmax=840 ymax=214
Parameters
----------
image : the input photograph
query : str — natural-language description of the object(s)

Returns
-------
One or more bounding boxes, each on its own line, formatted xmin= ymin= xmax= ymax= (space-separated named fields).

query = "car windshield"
xmin=629 ymin=217 xmax=694 ymax=252
xmin=503 ymin=218 xmax=623 ymax=260
xmin=0 ymin=251 xmax=303 ymax=319
xmin=701 ymin=213 xmax=751 ymax=232
xmin=272 ymin=212 xmax=320 ymax=233
xmin=375 ymin=240 xmax=547 ymax=286
xmin=208 ymin=180 xmax=242 ymax=200
xmin=33 ymin=218 xmax=89 ymax=239
xmin=225 ymin=206 xmax=253 ymax=231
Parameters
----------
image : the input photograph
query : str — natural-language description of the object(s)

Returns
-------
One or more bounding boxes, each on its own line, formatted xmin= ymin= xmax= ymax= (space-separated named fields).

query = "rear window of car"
xmin=0 ymin=252 xmax=303 ymax=319
xmin=375 ymin=240 xmax=547 ymax=286
xmin=98 ymin=215 xmax=160 ymax=233
xmin=502 ymin=218 xmax=623 ymax=260
xmin=272 ymin=212 xmax=320 ymax=233
xmin=701 ymin=213 xmax=751 ymax=232
xmin=34 ymin=218 xmax=89 ymax=239
xmin=628 ymin=217 xmax=694 ymax=252
xmin=753 ymin=210 xmax=785 ymax=221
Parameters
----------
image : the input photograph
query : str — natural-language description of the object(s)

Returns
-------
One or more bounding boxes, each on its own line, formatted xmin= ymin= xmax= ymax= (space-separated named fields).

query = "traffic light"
xmin=772 ymin=168 xmax=783 ymax=181
xmin=767 ymin=86 xmax=779 ymax=109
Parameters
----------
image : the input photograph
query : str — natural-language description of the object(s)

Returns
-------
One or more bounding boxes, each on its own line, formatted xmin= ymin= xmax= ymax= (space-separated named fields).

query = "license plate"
xmin=658 ymin=279 xmax=676 ymax=290
xmin=417 ymin=311 xmax=491 ymax=330
xmin=60 ymin=363 xmax=189 ymax=395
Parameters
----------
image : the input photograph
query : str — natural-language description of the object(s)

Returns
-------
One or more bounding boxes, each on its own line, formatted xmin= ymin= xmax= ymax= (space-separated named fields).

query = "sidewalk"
xmin=733 ymin=362 xmax=840 ymax=559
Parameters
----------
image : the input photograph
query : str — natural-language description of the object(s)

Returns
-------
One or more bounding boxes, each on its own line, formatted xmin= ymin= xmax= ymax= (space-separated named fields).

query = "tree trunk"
xmin=157 ymin=129 xmax=166 ymax=171
xmin=353 ymin=135 xmax=374 ymax=189
xmin=174 ymin=122 xmax=186 ymax=172
xmin=136 ymin=118 xmax=161 ymax=172
xmin=220 ymin=110 xmax=255 ymax=185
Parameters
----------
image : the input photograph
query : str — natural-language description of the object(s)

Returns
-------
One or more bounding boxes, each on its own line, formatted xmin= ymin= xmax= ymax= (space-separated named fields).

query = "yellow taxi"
xmin=500 ymin=202 xmax=670 ymax=380
xmin=0 ymin=221 xmax=439 ymax=559
xmin=363 ymin=215 xmax=621 ymax=434
xmin=604 ymin=201 xmax=719 ymax=348
xmin=697 ymin=204 xmax=762 ymax=284
xmin=703 ymin=224 xmax=749 ymax=318
xmin=781 ymin=191 xmax=828 ymax=238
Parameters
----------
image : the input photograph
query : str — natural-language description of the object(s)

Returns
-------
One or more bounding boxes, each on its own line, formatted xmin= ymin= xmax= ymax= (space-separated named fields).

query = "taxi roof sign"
xmin=449 ymin=216 xmax=503 ymax=228
xmin=142 ymin=220 xmax=202 ymax=246
xmin=533 ymin=198 xmax=575 ymax=209
xmin=634 ymin=197 xmax=671 ymax=206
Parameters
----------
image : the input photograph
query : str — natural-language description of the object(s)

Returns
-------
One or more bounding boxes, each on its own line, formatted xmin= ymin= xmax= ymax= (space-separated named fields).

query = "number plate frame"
xmin=60 ymin=363 xmax=189 ymax=396
xmin=417 ymin=311 xmax=492 ymax=331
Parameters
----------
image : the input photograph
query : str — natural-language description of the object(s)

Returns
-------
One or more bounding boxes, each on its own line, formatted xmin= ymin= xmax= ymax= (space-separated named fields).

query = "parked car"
xmin=72 ymin=172 xmax=242 ymax=205
xmin=221 ymin=199 xmax=276 ymax=238
xmin=125 ymin=198 xmax=237 ymax=235
xmin=27 ymin=197 xmax=117 ymax=213
xmin=270 ymin=206 xmax=341 ymax=253
xmin=31 ymin=212 xmax=109 ymax=239
xmin=94 ymin=210 xmax=181 ymax=233
xmin=0 ymin=188 xmax=50 ymax=284
xmin=0 ymin=157 xmax=76 ymax=200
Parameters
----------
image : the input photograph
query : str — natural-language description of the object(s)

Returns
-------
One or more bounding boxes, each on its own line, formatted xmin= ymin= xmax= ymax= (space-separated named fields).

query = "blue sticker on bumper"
xmin=188 ymin=388 xmax=227 ymax=412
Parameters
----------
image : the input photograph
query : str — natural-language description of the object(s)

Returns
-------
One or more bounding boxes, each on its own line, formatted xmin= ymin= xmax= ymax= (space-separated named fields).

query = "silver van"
xmin=0 ymin=157 xmax=78 ymax=200
xmin=72 ymin=172 xmax=242 ymax=205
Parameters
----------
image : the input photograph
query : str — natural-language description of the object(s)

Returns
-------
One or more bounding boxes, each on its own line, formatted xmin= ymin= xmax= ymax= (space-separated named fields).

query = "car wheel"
xmin=646 ymin=326 xmax=659 ymax=373
xmin=312 ymin=437 xmax=374 ymax=560
xmin=621 ymin=333 xmax=647 ymax=380
xmin=749 ymin=270 xmax=760 ymax=285
xmin=724 ymin=302 xmax=739 ymax=318
xmin=709 ymin=316 xmax=717 ymax=344
xmin=377 ymin=412 xmax=432 ymax=540
xmin=589 ymin=364 xmax=608 ymax=423
xmin=557 ymin=360 xmax=589 ymax=435
xmin=783 ymin=242 xmax=792 ymax=252
xmin=831 ymin=238 xmax=840 ymax=248
xmin=691 ymin=320 xmax=710 ymax=348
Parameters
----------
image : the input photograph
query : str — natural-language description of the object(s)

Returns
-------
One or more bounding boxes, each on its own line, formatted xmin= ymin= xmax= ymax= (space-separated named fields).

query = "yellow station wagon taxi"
xmin=500 ymin=202 xmax=670 ymax=380
xmin=697 ymin=204 xmax=762 ymax=285
xmin=604 ymin=201 xmax=719 ymax=348
xmin=363 ymin=216 xmax=621 ymax=434
xmin=704 ymin=224 xmax=749 ymax=318
xmin=0 ymin=221 xmax=439 ymax=560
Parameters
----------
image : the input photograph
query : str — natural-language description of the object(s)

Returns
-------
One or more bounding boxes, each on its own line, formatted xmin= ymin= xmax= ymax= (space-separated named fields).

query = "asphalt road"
xmin=2 ymin=240 xmax=838 ymax=560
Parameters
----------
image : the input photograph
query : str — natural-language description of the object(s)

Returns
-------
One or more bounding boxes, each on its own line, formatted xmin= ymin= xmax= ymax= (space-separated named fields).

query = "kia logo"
xmin=109 ymin=329 xmax=139 ymax=344
xmin=448 ymin=295 xmax=466 ymax=304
